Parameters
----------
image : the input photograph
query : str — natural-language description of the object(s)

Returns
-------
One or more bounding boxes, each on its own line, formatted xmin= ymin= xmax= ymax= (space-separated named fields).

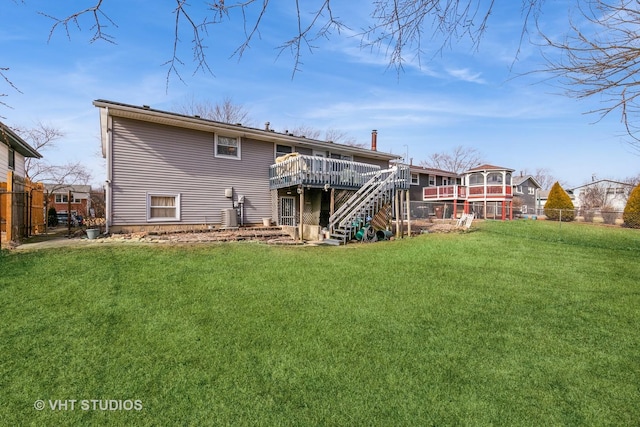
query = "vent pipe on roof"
xmin=265 ymin=122 xmax=270 ymax=131
xmin=371 ymin=130 xmax=377 ymax=151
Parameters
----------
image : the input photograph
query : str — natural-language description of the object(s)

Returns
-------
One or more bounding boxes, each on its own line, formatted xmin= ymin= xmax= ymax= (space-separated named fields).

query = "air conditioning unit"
xmin=221 ymin=208 xmax=238 ymax=229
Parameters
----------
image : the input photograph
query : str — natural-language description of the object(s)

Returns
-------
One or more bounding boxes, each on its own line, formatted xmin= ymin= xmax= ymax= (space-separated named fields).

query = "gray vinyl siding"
xmin=353 ymin=156 xmax=389 ymax=169
xmin=14 ymin=151 xmax=26 ymax=177
xmin=0 ymin=145 xmax=7 ymax=177
xmin=0 ymin=146 xmax=26 ymax=178
xmin=111 ymin=118 xmax=273 ymax=226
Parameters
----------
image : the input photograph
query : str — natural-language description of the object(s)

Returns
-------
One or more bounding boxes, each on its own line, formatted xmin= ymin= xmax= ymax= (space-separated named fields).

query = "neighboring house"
xmin=1 ymin=121 xmax=44 ymax=243
xmin=420 ymin=163 xmax=516 ymax=220
xmin=408 ymin=165 xmax=461 ymax=201
xmin=512 ymin=174 xmax=541 ymax=216
xmin=1 ymin=121 xmax=41 ymax=179
xmin=536 ymin=188 xmax=576 ymax=215
xmin=568 ymin=179 xmax=634 ymax=212
xmin=409 ymin=165 xmax=461 ymax=219
xmin=94 ymin=100 xmax=405 ymax=241
xmin=45 ymin=184 xmax=92 ymax=219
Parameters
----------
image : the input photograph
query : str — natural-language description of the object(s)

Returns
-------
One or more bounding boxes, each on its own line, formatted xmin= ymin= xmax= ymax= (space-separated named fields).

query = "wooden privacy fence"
xmin=1 ymin=171 xmax=45 ymax=247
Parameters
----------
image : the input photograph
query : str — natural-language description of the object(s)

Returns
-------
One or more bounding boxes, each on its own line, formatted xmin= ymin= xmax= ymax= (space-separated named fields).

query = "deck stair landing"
xmin=328 ymin=166 xmax=408 ymax=244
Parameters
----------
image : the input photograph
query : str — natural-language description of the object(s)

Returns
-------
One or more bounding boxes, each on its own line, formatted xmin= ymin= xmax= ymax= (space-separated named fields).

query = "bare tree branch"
xmin=40 ymin=0 xmax=118 ymax=44
xmin=420 ymin=145 xmax=484 ymax=174
xmin=173 ymin=95 xmax=253 ymax=125
xmin=163 ymin=0 xmax=215 ymax=90
xmin=0 ymin=67 xmax=22 ymax=115
xmin=539 ymin=0 xmax=640 ymax=151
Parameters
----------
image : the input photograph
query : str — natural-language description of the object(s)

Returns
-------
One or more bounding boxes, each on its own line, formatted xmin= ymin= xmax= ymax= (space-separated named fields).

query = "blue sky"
xmin=2 ymin=1 xmax=638 ymax=188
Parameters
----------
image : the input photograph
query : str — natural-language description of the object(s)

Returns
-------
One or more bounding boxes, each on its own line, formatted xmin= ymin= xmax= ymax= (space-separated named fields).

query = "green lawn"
xmin=1 ymin=221 xmax=639 ymax=426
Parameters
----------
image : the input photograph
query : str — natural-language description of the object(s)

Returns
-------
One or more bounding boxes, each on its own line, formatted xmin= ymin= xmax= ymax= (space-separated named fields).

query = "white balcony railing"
xmin=269 ymin=154 xmax=382 ymax=190
xmin=422 ymin=185 xmax=467 ymax=200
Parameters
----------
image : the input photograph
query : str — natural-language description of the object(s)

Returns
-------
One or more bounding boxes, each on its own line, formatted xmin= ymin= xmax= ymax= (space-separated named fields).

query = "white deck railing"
xmin=269 ymin=154 xmax=382 ymax=189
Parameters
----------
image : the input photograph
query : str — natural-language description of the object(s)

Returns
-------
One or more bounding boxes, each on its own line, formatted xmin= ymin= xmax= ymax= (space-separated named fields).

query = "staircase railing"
xmin=328 ymin=165 xmax=408 ymax=243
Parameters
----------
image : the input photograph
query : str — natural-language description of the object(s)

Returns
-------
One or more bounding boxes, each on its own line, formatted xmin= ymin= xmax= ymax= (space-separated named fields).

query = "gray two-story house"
xmin=512 ymin=174 xmax=541 ymax=216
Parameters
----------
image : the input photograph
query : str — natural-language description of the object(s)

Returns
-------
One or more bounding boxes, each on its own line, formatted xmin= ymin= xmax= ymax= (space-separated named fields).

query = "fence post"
xmin=67 ymin=190 xmax=72 ymax=236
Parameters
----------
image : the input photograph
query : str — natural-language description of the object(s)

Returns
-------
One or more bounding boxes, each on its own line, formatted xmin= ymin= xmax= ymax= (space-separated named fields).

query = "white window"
xmin=428 ymin=176 xmax=435 ymax=186
xmin=147 ymin=193 xmax=181 ymax=221
xmin=215 ymin=135 xmax=240 ymax=159
xmin=55 ymin=194 xmax=69 ymax=203
xmin=411 ymin=173 xmax=419 ymax=185
xmin=528 ymin=187 xmax=535 ymax=195
xmin=515 ymin=186 xmax=523 ymax=194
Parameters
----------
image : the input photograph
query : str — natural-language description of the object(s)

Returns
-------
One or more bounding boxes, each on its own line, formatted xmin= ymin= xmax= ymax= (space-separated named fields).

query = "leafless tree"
xmin=13 ymin=122 xmax=65 ymax=178
xmin=420 ymin=145 xmax=484 ymax=174
xmin=287 ymin=125 xmax=363 ymax=147
xmin=579 ymin=183 xmax=609 ymax=210
xmin=540 ymin=1 xmax=640 ymax=150
xmin=520 ymin=167 xmax=558 ymax=190
xmin=173 ymin=96 xmax=253 ymax=125
xmin=7 ymin=1 xmax=640 ymax=153
xmin=12 ymin=122 xmax=92 ymax=189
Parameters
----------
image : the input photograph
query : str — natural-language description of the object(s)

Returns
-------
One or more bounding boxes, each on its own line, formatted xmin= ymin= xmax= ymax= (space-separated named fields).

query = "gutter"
xmin=105 ymin=106 xmax=112 ymax=234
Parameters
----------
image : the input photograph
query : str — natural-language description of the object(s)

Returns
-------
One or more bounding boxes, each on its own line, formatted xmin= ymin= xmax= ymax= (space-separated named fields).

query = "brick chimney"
xmin=371 ymin=130 xmax=377 ymax=151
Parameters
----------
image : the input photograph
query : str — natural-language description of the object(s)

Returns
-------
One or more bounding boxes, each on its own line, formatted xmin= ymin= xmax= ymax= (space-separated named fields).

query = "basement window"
xmin=147 ymin=193 xmax=181 ymax=221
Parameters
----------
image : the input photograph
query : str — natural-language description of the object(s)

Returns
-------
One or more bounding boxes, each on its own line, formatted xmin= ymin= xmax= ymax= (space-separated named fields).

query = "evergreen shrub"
xmin=544 ymin=182 xmax=575 ymax=221
xmin=623 ymin=184 xmax=640 ymax=228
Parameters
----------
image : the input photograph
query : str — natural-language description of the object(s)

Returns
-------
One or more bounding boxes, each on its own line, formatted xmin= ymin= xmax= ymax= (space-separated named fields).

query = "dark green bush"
xmin=47 ymin=207 xmax=58 ymax=227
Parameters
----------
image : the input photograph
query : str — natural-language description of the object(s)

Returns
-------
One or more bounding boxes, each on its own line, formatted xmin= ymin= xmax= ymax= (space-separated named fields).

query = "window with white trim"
xmin=528 ymin=187 xmax=535 ymax=195
xmin=487 ymin=172 xmax=503 ymax=184
xmin=147 ymin=193 xmax=181 ymax=221
xmin=215 ymin=135 xmax=240 ymax=159
xmin=276 ymin=144 xmax=293 ymax=158
xmin=469 ymin=173 xmax=483 ymax=185
xmin=329 ymin=153 xmax=352 ymax=161
xmin=428 ymin=176 xmax=435 ymax=186
xmin=411 ymin=173 xmax=419 ymax=185
xmin=515 ymin=185 xmax=523 ymax=194
xmin=55 ymin=194 xmax=69 ymax=203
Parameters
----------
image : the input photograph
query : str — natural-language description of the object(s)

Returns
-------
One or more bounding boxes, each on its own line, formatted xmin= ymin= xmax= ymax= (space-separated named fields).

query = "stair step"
xmin=321 ymin=238 xmax=343 ymax=246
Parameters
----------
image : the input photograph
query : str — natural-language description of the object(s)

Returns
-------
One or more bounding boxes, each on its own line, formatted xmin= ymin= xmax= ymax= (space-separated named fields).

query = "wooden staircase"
xmin=327 ymin=165 xmax=408 ymax=245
